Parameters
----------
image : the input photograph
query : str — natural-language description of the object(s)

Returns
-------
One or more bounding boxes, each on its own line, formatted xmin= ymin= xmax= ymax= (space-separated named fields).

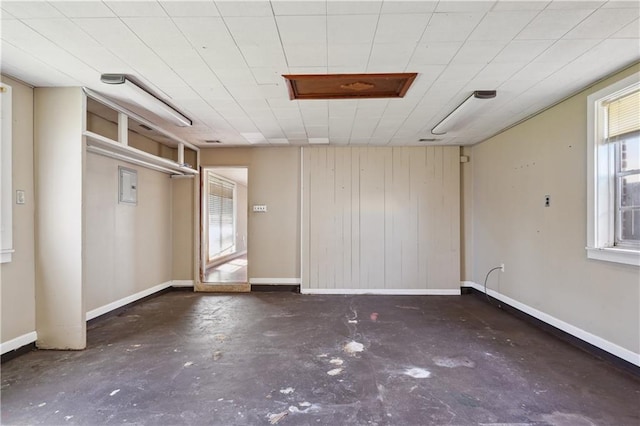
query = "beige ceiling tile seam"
xmin=487 ymin=6 xmax=547 ymax=62
xmin=399 ymin=11 xmax=436 ymax=73
xmin=363 ymin=8 xmax=384 ymax=74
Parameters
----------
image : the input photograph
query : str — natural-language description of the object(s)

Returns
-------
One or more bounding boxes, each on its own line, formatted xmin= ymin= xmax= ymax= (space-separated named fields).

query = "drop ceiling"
xmin=1 ymin=0 xmax=639 ymax=147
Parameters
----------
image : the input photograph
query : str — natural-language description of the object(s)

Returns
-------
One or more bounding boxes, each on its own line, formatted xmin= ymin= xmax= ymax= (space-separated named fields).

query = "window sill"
xmin=586 ymin=247 xmax=640 ymax=266
xmin=1 ymin=249 xmax=15 ymax=264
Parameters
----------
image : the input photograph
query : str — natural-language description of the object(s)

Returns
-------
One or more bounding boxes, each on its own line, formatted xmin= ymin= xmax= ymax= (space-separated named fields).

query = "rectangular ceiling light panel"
xmin=282 ymin=73 xmax=418 ymax=100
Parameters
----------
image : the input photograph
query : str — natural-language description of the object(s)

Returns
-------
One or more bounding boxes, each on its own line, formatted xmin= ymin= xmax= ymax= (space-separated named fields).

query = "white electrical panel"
xmin=119 ymin=167 xmax=138 ymax=205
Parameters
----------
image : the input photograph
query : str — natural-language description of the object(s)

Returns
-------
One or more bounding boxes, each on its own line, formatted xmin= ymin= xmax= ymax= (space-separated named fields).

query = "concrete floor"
xmin=1 ymin=291 xmax=638 ymax=425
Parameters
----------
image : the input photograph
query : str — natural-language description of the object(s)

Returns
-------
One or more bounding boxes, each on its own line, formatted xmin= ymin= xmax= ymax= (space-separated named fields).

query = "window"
xmin=1 ymin=82 xmax=12 ymax=263
xmin=207 ymin=173 xmax=235 ymax=262
xmin=587 ymin=72 xmax=640 ymax=266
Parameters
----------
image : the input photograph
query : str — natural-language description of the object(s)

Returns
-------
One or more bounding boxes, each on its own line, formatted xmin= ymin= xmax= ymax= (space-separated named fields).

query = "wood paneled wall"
xmin=302 ymin=146 xmax=460 ymax=293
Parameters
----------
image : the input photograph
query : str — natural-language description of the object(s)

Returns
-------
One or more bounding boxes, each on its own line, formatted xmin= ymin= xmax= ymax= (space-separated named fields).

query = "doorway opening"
xmin=200 ymin=167 xmax=248 ymax=288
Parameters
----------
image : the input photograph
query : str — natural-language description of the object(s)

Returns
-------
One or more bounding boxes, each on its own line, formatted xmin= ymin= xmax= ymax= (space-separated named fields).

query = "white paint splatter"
xmin=184 ymin=361 xmax=194 ymax=367
xmin=217 ymin=398 xmax=224 ymax=402
xmin=317 ymin=353 xmax=328 ymax=358
xmin=64 ymin=416 xmax=74 ymax=421
xmin=299 ymin=401 xmax=311 ymax=407
xmin=131 ymin=344 xmax=141 ymax=348
xmin=404 ymin=368 xmax=431 ymax=378
xmin=327 ymin=368 xmax=343 ymax=376
xmin=38 ymin=402 xmax=46 ymax=407
xmin=110 ymin=389 xmax=120 ymax=396
xmin=55 ymin=411 xmax=60 ymax=414
xmin=279 ymin=387 xmax=295 ymax=395
xmin=348 ymin=320 xmax=358 ymax=324
xmin=288 ymin=406 xmax=300 ymax=413
xmin=343 ymin=341 xmax=364 ymax=355
xmin=268 ymin=411 xmax=288 ymax=424
xmin=433 ymin=356 xmax=475 ymax=368
xmin=329 ymin=358 xmax=343 ymax=366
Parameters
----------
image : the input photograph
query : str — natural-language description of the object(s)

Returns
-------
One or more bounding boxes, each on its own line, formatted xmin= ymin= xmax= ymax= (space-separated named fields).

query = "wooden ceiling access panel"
xmin=282 ymin=73 xmax=418 ymax=100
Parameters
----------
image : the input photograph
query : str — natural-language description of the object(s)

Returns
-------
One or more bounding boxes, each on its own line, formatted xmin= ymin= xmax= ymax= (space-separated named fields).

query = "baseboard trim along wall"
xmin=85 ymin=280 xmax=194 ymax=321
xmin=301 ymin=288 xmax=461 ymax=296
xmin=461 ymin=281 xmax=640 ymax=368
xmin=249 ymin=278 xmax=301 ymax=285
xmin=0 ymin=331 xmax=38 ymax=355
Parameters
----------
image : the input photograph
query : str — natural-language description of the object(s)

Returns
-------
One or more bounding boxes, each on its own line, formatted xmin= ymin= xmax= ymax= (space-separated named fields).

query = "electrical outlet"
xmin=16 ymin=190 xmax=25 ymax=205
xmin=544 ymin=195 xmax=550 ymax=207
xmin=500 ymin=263 xmax=505 ymax=272
xmin=253 ymin=204 xmax=267 ymax=213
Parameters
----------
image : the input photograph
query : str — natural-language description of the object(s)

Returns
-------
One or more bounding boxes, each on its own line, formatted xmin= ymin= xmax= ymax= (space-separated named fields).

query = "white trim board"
xmin=85 ymin=280 xmax=194 ymax=321
xmin=301 ymin=288 xmax=461 ymax=296
xmin=1 ymin=331 xmax=37 ymax=355
xmin=249 ymin=278 xmax=301 ymax=285
xmin=461 ymin=281 xmax=640 ymax=367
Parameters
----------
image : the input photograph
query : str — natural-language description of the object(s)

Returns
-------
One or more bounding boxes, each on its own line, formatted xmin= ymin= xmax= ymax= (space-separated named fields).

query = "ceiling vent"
xmin=282 ymin=73 xmax=417 ymax=100
xmin=205 ymin=139 xmax=222 ymax=144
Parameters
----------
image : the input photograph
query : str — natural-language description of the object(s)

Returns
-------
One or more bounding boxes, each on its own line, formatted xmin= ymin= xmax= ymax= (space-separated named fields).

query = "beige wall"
xmin=0 ymin=75 xmax=36 ymax=349
xmin=34 ymin=87 xmax=85 ymax=349
xmin=468 ymin=64 xmax=640 ymax=357
xmin=302 ymin=146 xmax=460 ymax=292
xmin=460 ymin=146 xmax=473 ymax=281
xmin=174 ymin=147 xmax=300 ymax=282
xmin=236 ymin=183 xmax=248 ymax=253
xmin=84 ymin=153 xmax=173 ymax=312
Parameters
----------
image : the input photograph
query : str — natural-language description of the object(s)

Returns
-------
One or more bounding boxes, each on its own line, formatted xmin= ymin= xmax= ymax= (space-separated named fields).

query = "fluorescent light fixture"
xmin=308 ymin=137 xmax=329 ymax=144
xmin=431 ymin=90 xmax=496 ymax=135
xmin=100 ymin=74 xmax=192 ymax=127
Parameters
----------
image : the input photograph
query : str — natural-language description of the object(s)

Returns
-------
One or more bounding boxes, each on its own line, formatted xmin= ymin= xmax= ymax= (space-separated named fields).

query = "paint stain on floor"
xmin=404 ymin=368 xmax=431 ymax=378
xmin=433 ymin=356 xmax=475 ymax=368
xmin=343 ymin=341 xmax=364 ymax=355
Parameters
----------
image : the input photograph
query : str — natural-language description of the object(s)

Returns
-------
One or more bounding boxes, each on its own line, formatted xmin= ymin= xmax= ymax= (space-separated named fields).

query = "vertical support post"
xmin=178 ymin=142 xmax=185 ymax=166
xmin=118 ymin=112 xmax=128 ymax=146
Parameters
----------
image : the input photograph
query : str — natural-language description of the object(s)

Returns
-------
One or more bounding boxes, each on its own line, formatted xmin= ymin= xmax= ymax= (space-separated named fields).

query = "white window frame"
xmin=1 ymin=83 xmax=13 ymax=264
xmin=587 ymin=72 xmax=640 ymax=266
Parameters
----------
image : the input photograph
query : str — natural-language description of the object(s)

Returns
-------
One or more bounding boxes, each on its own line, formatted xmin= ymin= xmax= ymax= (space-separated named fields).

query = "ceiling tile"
xmin=368 ymin=42 xmax=415 ymax=70
xmin=450 ymin=41 xmax=507 ymax=64
xmin=252 ymin=68 xmax=287 ymax=85
xmin=276 ymin=15 xmax=326 ymax=45
xmin=381 ymin=1 xmax=437 ymax=14
xmin=123 ymin=17 xmax=191 ymax=49
xmin=239 ymin=45 xmax=287 ymax=67
xmin=271 ymin=1 xmax=326 ymax=15
xmin=534 ymin=39 xmax=601 ymax=63
xmin=201 ymin=47 xmax=247 ymax=69
xmin=104 ymin=1 xmax=168 ymax=17
xmin=224 ymin=16 xmax=281 ymax=45
xmin=435 ymin=1 xmax=495 ymax=12
xmin=283 ymin=43 xmax=328 ymax=67
xmin=516 ymin=9 xmax=595 ymax=39
xmin=420 ymin=12 xmax=485 ymax=42
xmin=468 ymin=11 xmax=538 ymax=41
xmin=327 ymin=1 xmax=382 ymax=15
xmin=492 ymin=40 xmax=555 ymax=63
xmin=52 ymin=1 xmax=115 ymax=18
xmin=436 ymin=63 xmax=485 ymax=82
xmin=328 ymin=44 xmax=371 ymax=67
xmin=328 ymin=14 xmax=378 ymax=45
xmin=469 ymin=62 xmax=527 ymax=87
xmin=215 ymin=1 xmax=273 ymax=16
xmin=408 ymin=41 xmax=462 ymax=66
xmin=160 ymin=1 xmax=220 ymax=17
xmin=173 ymin=17 xmax=235 ymax=48
xmin=546 ymin=0 xmax=605 ymax=9
xmin=492 ymin=1 xmax=550 ymax=11
xmin=510 ymin=61 xmax=565 ymax=81
xmin=1 ymin=1 xmax=64 ymax=18
xmin=563 ymin=7 xmax=640 ymax=39
xmin=374 ymin=14 xmax=431 ymax=43
xmin=612 ymin=18 xmax=640 ymax=38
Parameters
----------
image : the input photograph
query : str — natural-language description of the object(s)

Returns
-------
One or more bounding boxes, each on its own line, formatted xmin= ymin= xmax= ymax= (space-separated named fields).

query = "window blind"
xmin=207 ymin=174 xmax=235 ymax=260
xmin=607 ymin=89 xmax=640 ymax=139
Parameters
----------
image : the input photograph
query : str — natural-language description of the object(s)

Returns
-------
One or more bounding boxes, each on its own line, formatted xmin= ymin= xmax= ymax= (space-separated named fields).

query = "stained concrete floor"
xmin=1 ymin=292 xmax=639 ymax=426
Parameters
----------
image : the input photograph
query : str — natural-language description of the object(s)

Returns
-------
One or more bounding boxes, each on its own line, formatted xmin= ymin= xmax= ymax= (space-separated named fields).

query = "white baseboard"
xmin=85 ymin=281 xmax=173 ymax=321
xmin=171 ymin=280 xmax=194 ymax=288
xmin=249 ymin=278 xmax=301 ymax=285
xmin=1 ymin=331 xmax=37 ymax=355
xmin=301 ymin=288 xmax=461 ymax=296
xmin=461 ymin=281 xmax=640 ymax=367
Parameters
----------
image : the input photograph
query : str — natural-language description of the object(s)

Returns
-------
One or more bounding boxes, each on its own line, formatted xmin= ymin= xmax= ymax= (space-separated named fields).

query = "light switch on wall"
xmin=16 ymin=190 xmax=25 ymax=204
